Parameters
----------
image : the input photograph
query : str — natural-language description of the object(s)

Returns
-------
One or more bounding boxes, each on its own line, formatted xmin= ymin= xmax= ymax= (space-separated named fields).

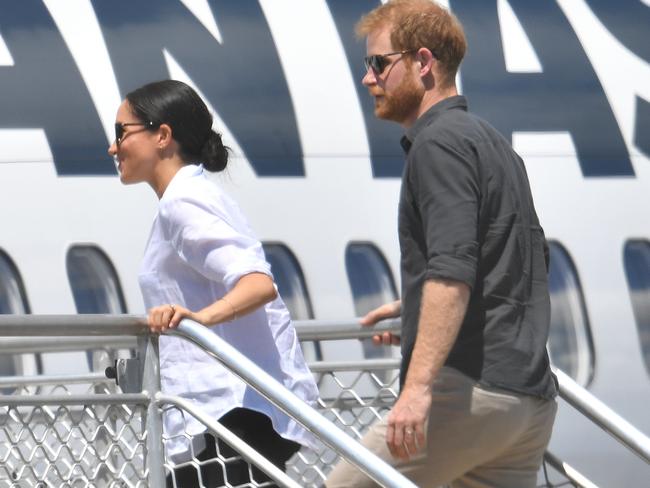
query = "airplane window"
xmin=346 ymin=244 xmax=397 ymax=316
xmin=0 ymin=250 xmax=38 ymax=388
xmin=623 ymin=240 xmax=650 ymax=377
xmin=66 ymin=246 xmax=126 ymax=314
xmin=262 ymin=243 xmax=320 ymax=360
xmin=345 ymin=243 xmax=398 ymax=361
xmin=263 ymin=244 xmax=314 ymax=320
xmin=547 ymin=242 xmax=594 ymax=385
xmin=67 ymin=246 xmax=127 ymax=370
xmin=0 ymin=252 xmax=29 ymax=315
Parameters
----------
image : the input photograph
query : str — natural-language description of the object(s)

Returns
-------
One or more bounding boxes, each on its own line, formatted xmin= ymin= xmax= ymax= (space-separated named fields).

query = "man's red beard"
xmin=371 ymin=73 xmax=424 ymax=124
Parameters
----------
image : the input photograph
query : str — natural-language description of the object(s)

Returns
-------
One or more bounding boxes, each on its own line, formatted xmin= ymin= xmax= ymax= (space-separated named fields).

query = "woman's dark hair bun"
xmin=125 ymin=79 xmax=230 ymax=173
xmin=201 ymin=130 xmax=229 ymax=173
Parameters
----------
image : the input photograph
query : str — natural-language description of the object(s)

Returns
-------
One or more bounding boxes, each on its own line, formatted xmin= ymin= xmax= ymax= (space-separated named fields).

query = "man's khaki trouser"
xmin=326 ymin=367 xmax=557 ymax=488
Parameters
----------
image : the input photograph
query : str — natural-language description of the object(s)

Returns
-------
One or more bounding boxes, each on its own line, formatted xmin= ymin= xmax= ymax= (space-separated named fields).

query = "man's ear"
xmin=416 ymin=47 xmax=435 ymax=77
xmin=158 ymin=123 xmax=173 ymax=149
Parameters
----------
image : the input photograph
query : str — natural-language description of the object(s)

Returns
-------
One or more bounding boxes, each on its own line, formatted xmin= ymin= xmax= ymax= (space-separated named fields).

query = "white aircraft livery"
xmin=0 ymin=0 xmax=648 ymax=485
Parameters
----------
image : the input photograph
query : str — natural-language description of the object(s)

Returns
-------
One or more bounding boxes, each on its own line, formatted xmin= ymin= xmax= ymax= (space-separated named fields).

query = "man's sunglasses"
xmin=364 ymin=49 xmax=418 ymax=74
xmin=114 ymin=121 xmax=157 ymax=146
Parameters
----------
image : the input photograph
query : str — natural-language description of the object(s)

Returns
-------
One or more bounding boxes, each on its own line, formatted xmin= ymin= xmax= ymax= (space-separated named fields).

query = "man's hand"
xmin=386 ymin=385 xmax=431 ymax=460
xmin=360 ymin=300 xmax=401 ymax=345
xmin=383 ymin=279 xmax=469 ymax=460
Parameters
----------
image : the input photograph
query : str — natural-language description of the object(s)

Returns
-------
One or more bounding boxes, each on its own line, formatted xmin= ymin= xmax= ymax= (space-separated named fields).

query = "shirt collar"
xmin=161 ymin=163 xmax=204 ymax=200
xmin=400 ymin=95 xmax=468 ymax=154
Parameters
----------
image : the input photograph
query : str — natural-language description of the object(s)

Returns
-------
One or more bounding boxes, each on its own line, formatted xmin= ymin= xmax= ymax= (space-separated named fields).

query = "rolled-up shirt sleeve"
xmin=160 ymin=195 xmax=271 ymax=290
xmin=409 ymin=139 xmax=480 ymax=288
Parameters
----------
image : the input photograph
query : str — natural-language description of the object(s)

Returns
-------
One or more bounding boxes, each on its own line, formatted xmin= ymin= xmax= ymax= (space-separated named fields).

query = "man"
xmin=326 ymin=1 xmax=558 ymax=487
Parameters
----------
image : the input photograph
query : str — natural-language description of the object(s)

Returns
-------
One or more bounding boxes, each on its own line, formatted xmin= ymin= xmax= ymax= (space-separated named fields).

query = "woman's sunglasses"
xmin=114 ymin=121 xmax=156 ymax=146
xmin=363 ymin=49 xmax=418 ymax=74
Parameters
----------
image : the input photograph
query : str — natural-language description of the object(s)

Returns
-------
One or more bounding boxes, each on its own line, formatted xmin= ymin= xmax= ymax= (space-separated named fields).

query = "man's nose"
xmin=362 ymin=66 xmax=377 ymax=87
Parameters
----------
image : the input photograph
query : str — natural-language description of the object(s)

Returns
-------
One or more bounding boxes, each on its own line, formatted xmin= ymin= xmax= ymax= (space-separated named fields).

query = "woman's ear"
xmin=157 ymin=123 xmax=173 ymax=149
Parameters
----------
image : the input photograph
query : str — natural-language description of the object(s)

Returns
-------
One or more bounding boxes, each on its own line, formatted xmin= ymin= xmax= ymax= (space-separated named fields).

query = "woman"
xmin=108 ymin=79 xmax=319 ymax=487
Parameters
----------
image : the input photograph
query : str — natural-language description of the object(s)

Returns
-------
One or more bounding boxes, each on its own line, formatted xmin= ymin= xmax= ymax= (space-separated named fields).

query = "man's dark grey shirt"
xmin=398 ymin=95 xmax=557 ymax=399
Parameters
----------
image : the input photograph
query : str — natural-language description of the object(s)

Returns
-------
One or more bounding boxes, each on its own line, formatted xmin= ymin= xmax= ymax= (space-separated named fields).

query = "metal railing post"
xmin=139 ymin=333 xmax=166 ymax=486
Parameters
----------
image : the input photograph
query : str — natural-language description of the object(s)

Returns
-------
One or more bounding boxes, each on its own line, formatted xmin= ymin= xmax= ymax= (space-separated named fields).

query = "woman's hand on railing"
xmin=147 ymin=304 xmax=203 ymax=333
xmin=360 ymin=300 xmax=402 ymax=346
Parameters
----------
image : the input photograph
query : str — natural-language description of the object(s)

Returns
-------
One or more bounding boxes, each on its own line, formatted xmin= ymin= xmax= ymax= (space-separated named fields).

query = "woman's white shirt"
xmin=138 ymin=164 xmax=319 ymax=456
